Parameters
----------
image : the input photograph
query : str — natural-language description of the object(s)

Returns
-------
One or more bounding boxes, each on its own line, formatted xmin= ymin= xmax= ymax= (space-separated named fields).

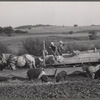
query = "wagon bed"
xmin=44 ymin=51 xmax=100 ymax=76
xmin=46 ymin=51 xmax=100 ymax=67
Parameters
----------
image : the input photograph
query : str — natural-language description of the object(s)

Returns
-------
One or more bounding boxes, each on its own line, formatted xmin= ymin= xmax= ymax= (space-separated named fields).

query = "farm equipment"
xmin=46 ymin=51 xmax=100 ymax=67
xmin=42 ymin=41 xmax=100 ymax=76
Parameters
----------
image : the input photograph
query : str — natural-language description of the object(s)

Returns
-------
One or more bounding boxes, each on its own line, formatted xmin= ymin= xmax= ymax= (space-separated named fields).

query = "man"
xmin=57 ymin=41 xmax=65 ymax=55
xmin=50 ymin=42 xmax=58 ymax=61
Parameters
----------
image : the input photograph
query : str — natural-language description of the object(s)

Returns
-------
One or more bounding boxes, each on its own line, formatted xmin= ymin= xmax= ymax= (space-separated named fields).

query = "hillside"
xmin=15 ymin=25 xmax=100 ymax=34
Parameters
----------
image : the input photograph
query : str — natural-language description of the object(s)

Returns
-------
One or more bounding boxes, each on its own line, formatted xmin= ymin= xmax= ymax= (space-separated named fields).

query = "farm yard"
xmin=1 ymin=25 xmax=100 ymax=99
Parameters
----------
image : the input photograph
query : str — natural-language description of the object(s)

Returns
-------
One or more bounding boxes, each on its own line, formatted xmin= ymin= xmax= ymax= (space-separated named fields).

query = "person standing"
xmin=50 ymin=42 xmax=58 ymax=60
xmin=57 ymin=41 xmax=65 ymax=55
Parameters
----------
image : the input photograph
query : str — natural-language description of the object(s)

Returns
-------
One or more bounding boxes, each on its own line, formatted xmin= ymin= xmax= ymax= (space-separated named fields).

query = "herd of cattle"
xmin=0 ymin=53 xmax=65 ymax=82
xmin=0 ymin=53 xmax=100 ymax=83
xmin=0 ymin=53 xmax=44 ymax=70
xmin=0 ymin=53 xmax=67 ymax=82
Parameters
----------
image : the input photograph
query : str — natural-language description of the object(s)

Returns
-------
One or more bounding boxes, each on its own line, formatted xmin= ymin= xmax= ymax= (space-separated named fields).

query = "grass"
xmin=0 ymin=35 xmax=99 ymax=55
xmin=1 ymin=25 xmax=100 ymax=55
xmin=20 ymin=25 xmax=100 ymax=34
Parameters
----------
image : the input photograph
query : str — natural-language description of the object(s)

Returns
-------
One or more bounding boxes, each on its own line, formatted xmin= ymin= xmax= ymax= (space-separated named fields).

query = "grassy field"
xmin=19 ymin=25 xmax=100 ymax=34
xmin=0 ymin=25 xmax=100 ymax=55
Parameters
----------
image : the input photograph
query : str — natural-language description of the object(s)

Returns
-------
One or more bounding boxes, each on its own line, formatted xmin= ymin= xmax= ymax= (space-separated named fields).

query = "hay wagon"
xmin=42 ymin=41 xmax=100 ymax=76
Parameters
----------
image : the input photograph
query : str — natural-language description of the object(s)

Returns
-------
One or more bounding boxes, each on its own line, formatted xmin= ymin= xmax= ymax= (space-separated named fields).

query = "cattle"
xmin=56 ymin=70 xmax=67 ymax=82
xmin=17 ymin=54 xmax=36 ymax=69
xmin=17 ymin=54 xmax=44 ymax=69
xmin=27 ymin=68 xmax=49 ymax=82
xmin=0 ymin=53 xmax=17 ymax=70
xmin=82 ymin=64 xmax=100 ymax=79
xmin=0 ymin=60 xmax=6 ymax=71
xmin=0 ymin=53 xmax=43 ymax=70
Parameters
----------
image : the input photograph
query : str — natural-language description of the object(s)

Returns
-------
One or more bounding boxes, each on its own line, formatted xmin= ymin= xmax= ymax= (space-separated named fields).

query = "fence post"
xmin=43 ymin=41 xmax=46 ymax=67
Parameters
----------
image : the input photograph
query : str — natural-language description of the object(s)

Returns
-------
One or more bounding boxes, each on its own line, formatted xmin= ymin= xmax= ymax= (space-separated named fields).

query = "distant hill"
xmin=14 ymin=24 xmax=100 ymax=34
xmin=15 ymin=24 xmax=51 ymax=29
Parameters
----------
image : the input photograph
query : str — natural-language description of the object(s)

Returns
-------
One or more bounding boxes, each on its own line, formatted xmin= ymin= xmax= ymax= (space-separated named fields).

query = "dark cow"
xmin=27 ymin=68 xmax=49 ymax=82
xmin=56 ymin=70 xmax=67 ymax=82
xmin=0 ymin=62 xmax=6 ymax=71
xmin=82 ymin=64 xmax=100 ymax=79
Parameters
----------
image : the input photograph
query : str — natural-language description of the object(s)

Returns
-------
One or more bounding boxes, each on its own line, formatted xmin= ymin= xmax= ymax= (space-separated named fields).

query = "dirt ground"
xmin=0 ymin=69 xmax=100 ymax=99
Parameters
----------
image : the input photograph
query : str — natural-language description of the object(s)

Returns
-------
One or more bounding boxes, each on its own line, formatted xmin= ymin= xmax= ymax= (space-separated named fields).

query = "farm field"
xmin=0 ymin=68 xmax=100 ymax=99
xmin=1 ymin=25 xmax=100 ymax=99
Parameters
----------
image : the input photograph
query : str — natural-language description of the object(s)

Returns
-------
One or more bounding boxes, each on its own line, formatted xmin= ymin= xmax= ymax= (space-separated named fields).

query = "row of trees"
xmin=88 ymin=30 xmax=97 ymax=40
xmin=0 ymin=26 xmax=28 ymax=36
xmin=0 ymin=26 xmax=14 ymax=36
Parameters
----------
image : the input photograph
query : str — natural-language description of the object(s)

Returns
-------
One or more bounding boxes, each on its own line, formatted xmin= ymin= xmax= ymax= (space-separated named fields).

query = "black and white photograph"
xmin=0 ymin=1 xmax=100 ymax=100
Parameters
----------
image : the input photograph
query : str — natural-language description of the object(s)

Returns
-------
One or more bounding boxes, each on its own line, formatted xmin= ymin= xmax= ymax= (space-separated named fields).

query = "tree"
xmin=69 ymin=31 xmax=73 ymax=34
xmin=3 ymin=26 xmax=14 ymax=36
xmin=74 ymin=24 xmax=78 ymax=27
xmin=0 ymin=27 xmax=3 ymax=34
xmin=89 ymin=30 xmax=97 ymax=40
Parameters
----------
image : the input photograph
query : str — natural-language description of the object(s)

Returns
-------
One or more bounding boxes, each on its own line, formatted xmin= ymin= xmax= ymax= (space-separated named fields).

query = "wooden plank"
xmin=44 ymin=67 xmax=83 ymax=76
xmin=45 ymin=52 xmax=100 ymax=66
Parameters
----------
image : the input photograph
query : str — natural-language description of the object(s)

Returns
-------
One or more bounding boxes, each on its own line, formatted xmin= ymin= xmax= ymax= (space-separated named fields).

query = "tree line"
xmin=0 ymin=26 xmax=14 ymax=36
xmin=0 ymin=26 xmax=97 ymax=40
xmin=0 ymin=26 xmax=28 ymax=36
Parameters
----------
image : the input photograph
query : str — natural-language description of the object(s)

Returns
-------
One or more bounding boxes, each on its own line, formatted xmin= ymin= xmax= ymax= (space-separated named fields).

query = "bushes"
xmin=69 ymin=31 xmax=73 ymax=34
xmin=0 ymin=43 xmax=9 ymax=56
xmin=14 ymin=30 xmax=28 ymax=34
xmin=22 ymin=37 xmax=57 ymax=56
xmin=22 ymin=37 xmax=100 ymax=57
xmin=88 ymin=30 xmax=97 ymax=40
xmin=3 ymin=26 xmax=14 ymax=36
xmin=66 ymin=42 xmax=95 ymax=52
xmin=22 ymin=38 xmax=43 ymax=56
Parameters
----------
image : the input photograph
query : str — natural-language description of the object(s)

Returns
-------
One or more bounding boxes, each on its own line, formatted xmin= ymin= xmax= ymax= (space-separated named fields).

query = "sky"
xmin=0 ymin=2 xmax=100 ymax=27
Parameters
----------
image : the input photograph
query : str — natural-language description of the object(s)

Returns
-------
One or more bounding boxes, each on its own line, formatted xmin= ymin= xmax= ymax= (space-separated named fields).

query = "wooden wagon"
xmin=42 ymin=41 xmax=100 ymax=76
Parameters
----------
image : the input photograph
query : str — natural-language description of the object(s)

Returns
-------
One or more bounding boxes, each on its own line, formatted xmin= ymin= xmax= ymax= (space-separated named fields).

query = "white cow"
xmin=17 ymin=54 xmax=36 ymax=69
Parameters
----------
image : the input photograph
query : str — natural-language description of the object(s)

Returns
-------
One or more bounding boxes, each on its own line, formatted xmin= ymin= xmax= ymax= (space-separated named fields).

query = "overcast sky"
xmin=0 ymin=2 xmax=100 ymax=27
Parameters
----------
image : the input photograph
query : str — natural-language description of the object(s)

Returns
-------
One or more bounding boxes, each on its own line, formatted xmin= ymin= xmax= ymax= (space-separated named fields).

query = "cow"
xmin=0 ymin=60 xmax=6 ymax=71
xmin=82 ymin=64 xmax=100 ymax=79
xmin=17 ymin=54 xmax=36 ymax=69
xmin=27 ymin=68 xmax=49 ymax=82
xmin=56 ymin=70 xmax=67 ymax=82
xmin=0 ymin=53 xmax=17 ymax=70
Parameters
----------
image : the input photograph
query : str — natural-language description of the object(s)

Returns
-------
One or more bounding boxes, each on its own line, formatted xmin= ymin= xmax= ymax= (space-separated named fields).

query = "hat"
xmin=59 ymin=41 xmax=63 ymax=44
xmin=51 ymin=42 xmax=55 ymax=45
